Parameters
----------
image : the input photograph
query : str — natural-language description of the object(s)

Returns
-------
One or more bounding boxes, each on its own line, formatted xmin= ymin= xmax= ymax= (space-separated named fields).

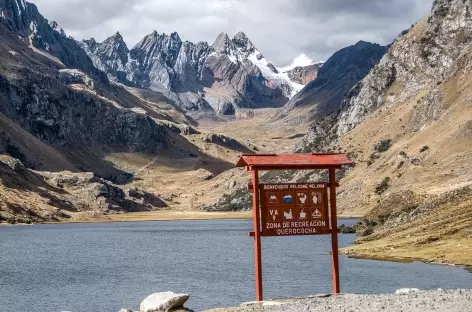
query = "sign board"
xmin=260 ymin=183 xmax=330 ymax=236
xmin=236 ymin=153 xmax=354 ymax=300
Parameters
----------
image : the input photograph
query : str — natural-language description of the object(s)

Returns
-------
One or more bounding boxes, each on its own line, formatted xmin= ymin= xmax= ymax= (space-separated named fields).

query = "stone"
xmin=0 ymin=155 xmax=26 ymax=173
xmin=195 ymin=169 xmax=214 ymax=181
xmin=338 ymin=224 xmax=356 ymax=233
xmin=396 ymin=288 xmax=420 ymax=294
xmin=285 ymin=63 xmax=322 ymax=85
xmin=140 ymin=292 xmax=190 ymax=312
xmin=128 ymin=187 xmax=144 ymax=199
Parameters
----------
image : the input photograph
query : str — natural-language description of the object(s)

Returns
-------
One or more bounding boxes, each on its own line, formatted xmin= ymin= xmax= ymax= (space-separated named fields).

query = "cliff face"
xmin=0 ymin=70 xmax=166 ymax=153
xmin=0 ymin=0 xmax=107 ymax=82
xmin=0 ymin=0 xmax=173 ymax=179
xmin=335 ymin=0 xmax=472 ymax=134
xmin=299 ymin=0 xmax=472 ymax=152
xmin=285 ymin=63 xmax=322 ymax=85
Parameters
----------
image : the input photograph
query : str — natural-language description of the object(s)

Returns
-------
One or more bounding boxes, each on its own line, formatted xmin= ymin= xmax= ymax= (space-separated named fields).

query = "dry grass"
xmin=66 ymin=210 xmax=253 ymax=223
xmin=341 ymin=195 xmax=472 ymax=265
xmin=336 ymin=63 xmax=472 ymax=216
xmin=102 ymin=111 xmax=309 ymax=213
xmin=199 ymin=108 xmax=307 ymax=154
xmin=334 ymin=42 xmax=472 ymax=265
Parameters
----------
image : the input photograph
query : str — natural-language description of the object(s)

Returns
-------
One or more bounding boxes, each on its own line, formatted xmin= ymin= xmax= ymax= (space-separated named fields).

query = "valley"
xmin=0 ymin=0 xmax=472 ymax=268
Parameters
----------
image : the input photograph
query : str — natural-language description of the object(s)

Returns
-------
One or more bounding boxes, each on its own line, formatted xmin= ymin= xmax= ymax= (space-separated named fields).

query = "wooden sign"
xmin=236 ymin=153 xmax=354 ymax=300
xmin=260 ymin=183 xmax=329 ymax=236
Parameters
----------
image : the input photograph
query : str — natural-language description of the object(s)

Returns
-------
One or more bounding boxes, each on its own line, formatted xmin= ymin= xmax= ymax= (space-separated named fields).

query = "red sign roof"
xmin=235 ymin=153 xmax=354 ymax=170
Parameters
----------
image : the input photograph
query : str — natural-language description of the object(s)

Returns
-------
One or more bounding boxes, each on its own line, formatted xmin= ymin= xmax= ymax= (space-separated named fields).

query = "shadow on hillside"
xmin=0 ymin=161 xmax=78 ymax=212
xmin=163 ymin=131 xmax=237 ymax=176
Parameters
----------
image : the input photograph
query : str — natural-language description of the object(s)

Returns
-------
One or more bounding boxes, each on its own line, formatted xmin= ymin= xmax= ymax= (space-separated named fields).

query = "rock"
xmin=338 ymin=224 xmax=356 ymax=234
xmin=411 ymin=158 xmax=421 ymax=165
xmin=1 ymin=1 xmax=107 ymax=82
xmin=0 ymin=155 xmax=26 ymax=173
xmin=200 ymin=187 xmax=252 ymax=212
xmin=266 ymin=63 xmax=279 ymax=74
xmin=195 ymin=169 xmax=214 ymax=181
xmin=240 ymin=301 xmax=264 ymax=306
xmin=128 ymin=186 xmax=144 ymax=199
xmin=140 ymin=292 xmax=190 ymax=312
xmin=201 ymin=133 xmax=250 ymax=152
xmin=395 ymin=288 xmax=420 ymax=294
xmin=285 ymin=63 xmax=322 ymax=85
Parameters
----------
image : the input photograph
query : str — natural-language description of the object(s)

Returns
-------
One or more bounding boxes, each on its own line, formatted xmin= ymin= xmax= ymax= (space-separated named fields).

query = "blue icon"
xmin=282 ymin=195 xmax=293 ymax=204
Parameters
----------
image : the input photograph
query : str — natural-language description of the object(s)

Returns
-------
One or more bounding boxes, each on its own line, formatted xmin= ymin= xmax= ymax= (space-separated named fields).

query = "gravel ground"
xmin=206 ymin=290 xmax=472 ymax=312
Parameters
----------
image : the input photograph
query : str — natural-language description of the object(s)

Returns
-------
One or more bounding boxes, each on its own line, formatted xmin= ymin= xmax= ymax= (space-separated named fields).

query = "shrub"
xmin=374 ymin=139 xmax=393 ymax=153
xmin=411 ymin=158 xmax=421 ymax=165
xmin=420 ymin=145 xmax=429 ymax=153
xmin=361 ymin=227 xmax=374 ymax=237
xmin=367 ymin=153 xmax=379 ymax=166
xmin=375 ymin=177 xmax=391 ymax=195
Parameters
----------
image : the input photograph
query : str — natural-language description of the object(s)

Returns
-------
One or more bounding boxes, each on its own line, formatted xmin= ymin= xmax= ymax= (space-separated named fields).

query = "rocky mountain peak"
xmin=429 ymin=0 xmax=468 ymax=23
xmin=49 ymin=20 xmax=66 ymax=37
xmin=82 ymin=38 xmax=98 ymax=52
xmin=212 ymin=32 xmax=232 ymax=54
xmin=354 ymin=40 xmax=370 ymax=46
xmin=0 ymin=0 xmax=29 ymax=31
xmin=78 ymin=32 xmax=131 ymax=85
xmin=95 ymin=32 xmax=129 ymax=62
xmin=232 ymin=31 xmax=255 ymax=53
xmin=102 ymin=31 xmax=127 ymax=48
xmin=81 ymin=28 xmax=294 ymax=114
xmin=0 ymin=0 xmax=108 ymax=83
xmin=110 ymin=31 xmax=123 ymax=40
xmin=169 ymin=31 xmax=181 ymax=41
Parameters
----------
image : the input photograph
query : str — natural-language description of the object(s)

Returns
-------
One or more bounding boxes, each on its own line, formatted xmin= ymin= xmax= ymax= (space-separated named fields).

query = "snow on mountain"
xmin=218 ymin=31 xmax=306 ymax=97
xmin=247 ymin=51 xmax=304 ymax=97
xmin=81 ymin=30 xmax=314 ymax=114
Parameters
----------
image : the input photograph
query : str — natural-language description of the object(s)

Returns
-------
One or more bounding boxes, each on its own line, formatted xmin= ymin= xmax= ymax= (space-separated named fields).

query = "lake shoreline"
xmin=339 ymin=249 xmax=472 ymax=267
xmin=0 ymin=210 xmax=360 ymax=226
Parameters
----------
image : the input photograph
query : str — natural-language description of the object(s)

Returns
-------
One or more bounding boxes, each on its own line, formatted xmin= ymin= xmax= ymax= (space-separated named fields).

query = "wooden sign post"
xmin=236 ymin=153 xmax=354 ymax=301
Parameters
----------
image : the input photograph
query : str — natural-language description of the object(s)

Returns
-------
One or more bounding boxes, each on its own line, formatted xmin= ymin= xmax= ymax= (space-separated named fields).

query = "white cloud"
xmin=279 ymin=54 xmax=318 ymax=72
xmin=27 ymin=0 xmax=433 ymax=65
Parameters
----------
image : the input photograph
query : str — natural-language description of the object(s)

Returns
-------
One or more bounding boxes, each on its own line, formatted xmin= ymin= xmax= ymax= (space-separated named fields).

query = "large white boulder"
xmin=140 ymin=292 xmax=190 ymax=312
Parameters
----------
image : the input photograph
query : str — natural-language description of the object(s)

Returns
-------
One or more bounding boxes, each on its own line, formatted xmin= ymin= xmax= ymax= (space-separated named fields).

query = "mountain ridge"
xmin=279 ymin=40 xmax=388 ymax=121
xmin=80 ymin=29 xmax=303 ymax=116
xmin=293 ymin=0 xmax=472 ymax=265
